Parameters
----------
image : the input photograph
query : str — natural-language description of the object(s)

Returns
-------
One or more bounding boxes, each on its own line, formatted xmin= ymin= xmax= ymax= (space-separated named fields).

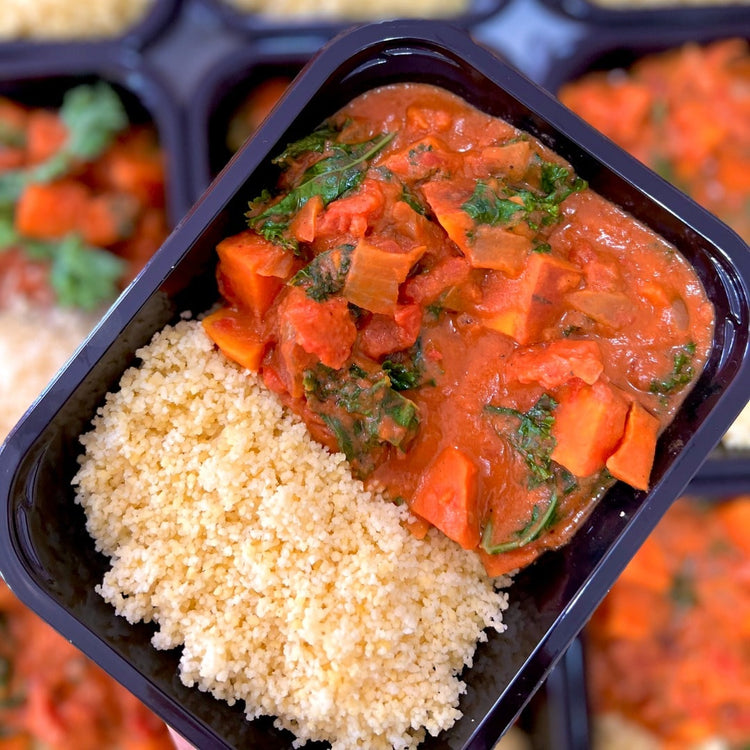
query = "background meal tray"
xmin=0 ymin=2 xmax=748 ymax=749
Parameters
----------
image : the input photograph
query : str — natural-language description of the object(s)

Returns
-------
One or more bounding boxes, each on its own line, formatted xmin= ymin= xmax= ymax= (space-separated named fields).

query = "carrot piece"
xmin=105 ymin=145 xmax=166 ymax=210
xmin=343 ymin=239 xmax=425 ymax=315
xmin=79 ymin=192 xmax=140 ymax=247
xmin=202 ymin=308 xmax=267 ymax=371
xmin=551 ymin=380 xmax=629 ymax=477
xmin=606 ymin=402 xmax=661 ymax=491
xmin=482 ymin=252 xmax=582 ymax=344
xmin=617 ymin=534 xmax=671 ymax=593
xmin=507 ymin=339 xmax=604 ymax=388
xmin=478 ymin=545 xmax=538 ymax=577
xmin=411 ymin=446 xmax=480 ymax=550
xmin=595 ymin=582 xmax=670 ymax=640
xmin=714 ymin=497 xmax=750 ymax=556
xmin=289 ymin=193 xmax=323 ymax=243
xmin=215 ymin=230 xmax=295 ymax=316
xmin=14 ymin=180 xmax=88 ymax=240
xmin=280 ymin=286 xmax=356 ymax=370
xmin=25 ymin=109 xmax=67 ymax=165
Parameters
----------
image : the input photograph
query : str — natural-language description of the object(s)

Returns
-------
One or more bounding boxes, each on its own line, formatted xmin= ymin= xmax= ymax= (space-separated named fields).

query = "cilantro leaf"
xmin=650 ymin=342 xmax=696 ymax=396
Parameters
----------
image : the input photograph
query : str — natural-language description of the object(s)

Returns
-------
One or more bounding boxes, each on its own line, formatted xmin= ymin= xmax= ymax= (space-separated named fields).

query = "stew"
xmin=203 ymin=82 xmax=714 ymax=575
xmin=559 ymin=38 xmax=750 ymax=244
xmin=0 ymin=81 xmax=169 ymax=311
xmin=587 ymin=495 xmax=750 ymax=749
xmin=0 ymin=581 xmax=173 ymax=750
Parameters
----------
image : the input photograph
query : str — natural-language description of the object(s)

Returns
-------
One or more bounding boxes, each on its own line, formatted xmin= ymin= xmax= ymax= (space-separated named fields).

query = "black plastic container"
xmin=188 ymin=47 xmax=311 ymax=201
xmin=0 ymin=49 xmax=193 ymax=229
xmin=539 ymin=0 xmax=750 ymax=29
xmin=196 ymin=0 xmax=508 ymax=39
xmin=537 ymin=27 xmax=750 ymax=496
xmin=0 ymin=0 xmax=181 ymax=58
xmin=1 ymin=20 xmax=749 ymax=750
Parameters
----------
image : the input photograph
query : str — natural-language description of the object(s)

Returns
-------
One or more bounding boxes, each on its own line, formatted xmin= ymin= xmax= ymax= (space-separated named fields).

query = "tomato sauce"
xmin=0 ymin=581 xmax=173 ymax=750
xmin=203 ymin=83 xmax=714 ymax=575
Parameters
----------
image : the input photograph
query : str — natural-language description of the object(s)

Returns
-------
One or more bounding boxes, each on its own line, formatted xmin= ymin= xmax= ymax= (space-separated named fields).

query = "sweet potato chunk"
xmin=606 ymin=402 xmax=660 ymax=491
xmin=551 ymin=380 xmax=628 ymax=477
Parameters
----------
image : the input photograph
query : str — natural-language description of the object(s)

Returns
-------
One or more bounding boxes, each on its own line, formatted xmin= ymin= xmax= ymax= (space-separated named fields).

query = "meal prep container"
xmin=0 ymin=0 xmax=181 ymax=59
xmin=0 ymin=49 xmax=192 ymax=228
xmin=1 ymin=19 xmax=749 ymax=749
xmin=188 ymin=47 xmax=310 ymax=201
xmin=538 ymin=26 xmax=750 ymax=496
xmin=540 ymin=0 xmax=750 ymax=29
xmin=196 ymin=0 xmax=509 ymax=39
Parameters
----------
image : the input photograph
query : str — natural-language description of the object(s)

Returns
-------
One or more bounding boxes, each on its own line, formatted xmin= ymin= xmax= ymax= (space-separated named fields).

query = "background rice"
xmin=0 ymin=300 xmax=95 ymax=440
xmin=0 ymin=0 xmax=153 ymax=39
xmin=73 ymin=318 xmax=510 ymax=750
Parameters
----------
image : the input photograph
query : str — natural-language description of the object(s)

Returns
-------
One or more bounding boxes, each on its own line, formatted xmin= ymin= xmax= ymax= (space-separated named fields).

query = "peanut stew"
xmin=203 ymin=83 xmax=714 ymax=576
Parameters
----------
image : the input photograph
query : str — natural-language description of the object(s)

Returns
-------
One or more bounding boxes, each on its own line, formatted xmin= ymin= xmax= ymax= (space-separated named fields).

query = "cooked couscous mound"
xmin=73 ymin=318 xmax=510 ymax=750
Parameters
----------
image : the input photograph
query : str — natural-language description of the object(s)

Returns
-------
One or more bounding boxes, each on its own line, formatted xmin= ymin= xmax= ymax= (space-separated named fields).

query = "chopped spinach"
xmin=290 ymin=244 xmax=353 ymax=301
xmin=481 ymin=490 xmax=558 ymax=554
xmin=462 ymin=161 xmax=586 ymax=231
xmin=303 ymin=362 xmax=420 ymax=475
xmin=485 ymin=394 xmax=558 ymax=487
xmin=247 ymin=131 xmax=396 ymax=251
xmin=382 ymin=341 xmax=432 ymax=391
xmin=272 ymin=123 xmax=340 ymax=166
xmin=650 ymin=342 xmax=696 ymax=396
xmin=669 ymin=566 xmax=698 ymax=608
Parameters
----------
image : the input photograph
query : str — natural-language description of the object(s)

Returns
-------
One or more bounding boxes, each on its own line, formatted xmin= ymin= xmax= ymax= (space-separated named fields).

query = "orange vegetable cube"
xmin=202 ymin=308 xmax=267 ymax=371
xmin=411 ymin=446 xmax=480 ymax=550
xmin=483 ymin=253 xmax=582 ymax=344
xmin=551 ymin=380 xmax=628 ymax=477
xmin=215 ymin=230 xmax=295 ymax=316
xmin=606 ymin=402 xmax=661 ymax=491
xmin=14 ymin=180 xmax=89 ymax=240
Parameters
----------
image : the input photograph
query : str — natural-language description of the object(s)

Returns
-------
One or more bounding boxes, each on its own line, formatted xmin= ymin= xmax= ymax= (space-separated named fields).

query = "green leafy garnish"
xmin=0 ymin=213 xmax=124 ymax=310
xmin=485 ymin=394 xmax=558 ymax=487
xmin=382 ymin=341 xmax=432 ymax=391
xmin=649 ymin=342 xmax=696 ymax=396
xmin=272 ymin=123 xmax=340 ymax=166
xmin=247 ymin=131 xmax=396 ymax=251
xmin=0 ymin=82 xmax=128 ymax=207
xmin=669 ymin=566 xmax=698 ymax=608
xmin=303 ymin=362 xmax=420 ymax=475
xmin=481 ymin=490 xmax=558 ymax=554
xmin=462 ymin=162 xmax=587 ymax=231
xmin=290 ymin=244 xmax=353 ymax=301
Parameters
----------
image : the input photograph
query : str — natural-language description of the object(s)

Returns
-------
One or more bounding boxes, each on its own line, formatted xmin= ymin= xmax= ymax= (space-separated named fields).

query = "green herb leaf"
xmin=0 ymin=82 xmax=128 ymax=207
xmin=272 ymin=123 xmax=340 ymax=166
xmin=248 ymin=131 xmax=396 ymax=249
xmin=650 ymin=342 xmax=696 ymax=396
xmin=303 ymin=361 xmax=419 ymax=475
xmin=462 ymin=181 xmax=523 ymax=225
xmin=0 ymin=216 xmax=124 ymax=310
xmin=486 ymin=394 xmax=558 ymax=487
xmin=289 ymin=244 xmax=353 ymax=301
xmin=481 ymin=490 xmax=558 ymax=554
xmin=669 ymin=566 xmax=698 ymax=608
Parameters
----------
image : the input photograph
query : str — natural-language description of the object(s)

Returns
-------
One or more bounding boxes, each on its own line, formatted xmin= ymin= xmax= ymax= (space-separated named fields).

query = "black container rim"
xmin=1 ymin=19 xmax=749 ymax=749
xmin=194 ymin=0 xmax=509 ymax=38
xmin=0 ymin=0 xmax=181 ymax=57
xmin=187 ymin=43 xmax=315 ymax=204
xmin=539 ymin=0 xmax=750 ymax=27
xmin=0 ymin=47 xmax=192 ymax=228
